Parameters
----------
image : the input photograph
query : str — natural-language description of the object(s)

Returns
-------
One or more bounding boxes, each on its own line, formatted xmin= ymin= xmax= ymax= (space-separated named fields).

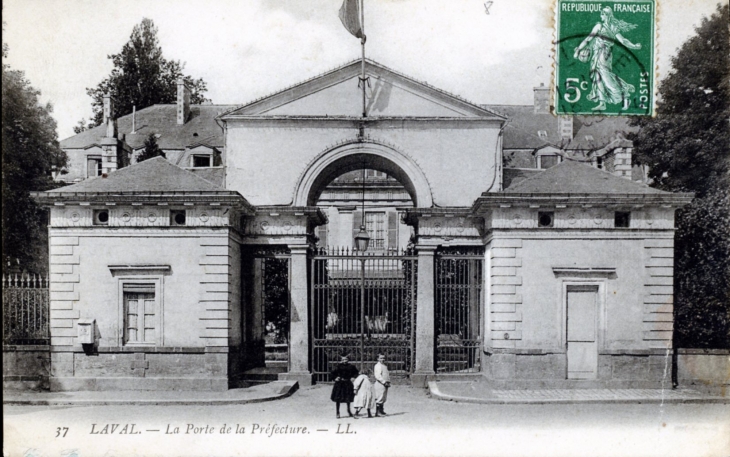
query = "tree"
xmin=629 ymin=4 xmax=729 ymax=348
xmin=2 ymin=44 xmax=68 ymax=273
xmin=136 ymin=133 xmax=165 ymax=162
xmin=84 ymin=18 xmax=209 ymax=126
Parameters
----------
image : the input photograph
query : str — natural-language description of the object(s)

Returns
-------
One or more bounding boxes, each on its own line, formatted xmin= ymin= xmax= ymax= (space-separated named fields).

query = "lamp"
xmin=354 ymin=225 xmax=370 ymax=252
xmin=354 ymin=164 xmax=370 ymax=252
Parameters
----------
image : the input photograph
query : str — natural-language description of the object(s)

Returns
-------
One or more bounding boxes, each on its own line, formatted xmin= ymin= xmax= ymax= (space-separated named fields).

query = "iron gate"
xmin=435 ymin=248 xmax=484 ymax=373
xmin=311 ymin=247 xmax=417 ymax=382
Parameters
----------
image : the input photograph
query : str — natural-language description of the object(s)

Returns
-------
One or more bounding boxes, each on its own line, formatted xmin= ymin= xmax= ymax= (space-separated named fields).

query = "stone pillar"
xmin=412 ymin=244 xmax=437 ymax=387
xmin=279 ymin=244 xmax=312 ymax=386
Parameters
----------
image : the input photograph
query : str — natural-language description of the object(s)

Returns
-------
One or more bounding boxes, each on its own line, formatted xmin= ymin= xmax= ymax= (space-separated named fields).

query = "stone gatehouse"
xmin=34 ymin=60 xmax=692 ymax=391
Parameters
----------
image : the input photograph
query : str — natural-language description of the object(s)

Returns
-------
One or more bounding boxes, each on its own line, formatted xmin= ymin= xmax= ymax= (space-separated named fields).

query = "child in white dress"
xmin=352 ymin=368 xmax=375 ymax=418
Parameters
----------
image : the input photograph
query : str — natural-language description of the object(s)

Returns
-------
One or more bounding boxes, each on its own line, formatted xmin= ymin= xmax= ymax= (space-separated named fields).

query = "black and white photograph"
xmin=2 ymin=0 xmax=729 ymax=456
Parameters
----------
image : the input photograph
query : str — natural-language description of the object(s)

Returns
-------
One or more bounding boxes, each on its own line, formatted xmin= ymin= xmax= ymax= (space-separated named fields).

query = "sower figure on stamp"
xmin=330 ymin=355 xmax=358 ymax=419
xmin=373 ymin=354 xmax=391 ymax=416
xmin=573 ymin=7 xmax=641 ymax=111
xmin=353 ymin=367 xmax=375 ymax=418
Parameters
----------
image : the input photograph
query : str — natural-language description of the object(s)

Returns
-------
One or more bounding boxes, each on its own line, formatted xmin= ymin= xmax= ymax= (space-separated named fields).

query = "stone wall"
xmin=677 ymin=349 xmax=730 ymax=395
xmin=3 ymin=345 xmax=50 ymax=391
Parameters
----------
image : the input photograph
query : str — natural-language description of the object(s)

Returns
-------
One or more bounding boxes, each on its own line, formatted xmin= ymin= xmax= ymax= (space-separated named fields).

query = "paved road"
xmin=4 ymin=385 xmax=729 ymax=457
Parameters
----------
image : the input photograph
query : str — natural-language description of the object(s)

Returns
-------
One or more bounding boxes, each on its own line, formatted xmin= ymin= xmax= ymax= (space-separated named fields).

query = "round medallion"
xmin=568 ymin=214 xmax=577 ymax=225
xmin=260 ymin=221 xmax=269 ymax=231
xmin=593 ymin=214 xmax=602 ymax=225
xmin=200 ymin=213 xmax=209 ymax=222
xmin=283 ymin=221 xmax=292 ymax=231
xmin=512 ymin=214 xmax=522 ymax=225
xmin=121 ymin=213 xmax=131 ymax=222
xmin=147 ymin=213 xmax=157 ymax=222
xmin=504 ymin=333 xmax=510 ymax=340
xmin=456 ymin=219 xmax=465 ymax=233
xmin=433 ymin=222 xmax=442 ymax=233
xmin=70 ymin=212 xmax=80 ymax=222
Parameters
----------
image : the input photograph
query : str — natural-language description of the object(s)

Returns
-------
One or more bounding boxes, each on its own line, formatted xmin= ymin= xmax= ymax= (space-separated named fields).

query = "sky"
xmin=3 ymin=0 xmax=722 ymax=140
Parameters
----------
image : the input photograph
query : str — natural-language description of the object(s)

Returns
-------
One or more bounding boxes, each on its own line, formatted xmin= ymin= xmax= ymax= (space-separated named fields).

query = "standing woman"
xmin=573 ymin=6 xmax=642 ymax=111
xmin=330 ymin=355 xmax=358 ymax=419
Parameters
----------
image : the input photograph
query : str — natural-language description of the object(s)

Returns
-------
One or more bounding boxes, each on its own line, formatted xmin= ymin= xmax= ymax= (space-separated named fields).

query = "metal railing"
xmin=311 ymin=247 xmax=417 ymax=382
xmin=435 ymin=249 xmax=484 ymax=374
xmin=2 ymin=273 xmax=50 ymax=345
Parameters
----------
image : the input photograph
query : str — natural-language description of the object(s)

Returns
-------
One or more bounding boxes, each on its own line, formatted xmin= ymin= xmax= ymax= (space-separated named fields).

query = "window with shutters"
xmin=123 ymin=284 xmax=157 ymax=345
xmin=87 ymin=156 xmax=102 ymax=177
xmin=365 ymin=212 xmax=386 ymax=250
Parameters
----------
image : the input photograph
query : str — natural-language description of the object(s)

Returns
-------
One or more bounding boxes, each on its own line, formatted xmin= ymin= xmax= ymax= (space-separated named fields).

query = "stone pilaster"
xmin=278 ymin=244 xmax=313 ymax=386
xmin=412 ymin=244 xmax=437 ymax=387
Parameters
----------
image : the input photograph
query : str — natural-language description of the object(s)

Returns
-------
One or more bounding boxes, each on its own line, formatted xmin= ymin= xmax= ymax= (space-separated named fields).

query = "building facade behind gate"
xmin=35 ymin=60 xmax=692 ymax=391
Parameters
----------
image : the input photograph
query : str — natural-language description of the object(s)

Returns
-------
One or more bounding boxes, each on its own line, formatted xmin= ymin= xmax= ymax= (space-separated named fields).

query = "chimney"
xmin=533 ymin=83 xmax=550 ymax=114
xmin=613 ymin=147 xmax=633 ymax=180
xmin=103 ymin=94 xmax=114 ymax=126
xmin=558 ymin=116 xmax=574 ymax=141
xmin=177 ymin=78 xmax=191 ymax=125
xmin=100 ymin=94 xmax=119 ymax=175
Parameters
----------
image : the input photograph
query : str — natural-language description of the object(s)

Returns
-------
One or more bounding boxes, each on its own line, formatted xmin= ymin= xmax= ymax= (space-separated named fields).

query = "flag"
xmin=339 ymin=0 xmax=363 ymax=39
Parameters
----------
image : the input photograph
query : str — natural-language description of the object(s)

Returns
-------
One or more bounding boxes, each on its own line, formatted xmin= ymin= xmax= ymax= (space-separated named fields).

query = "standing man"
xmin=373 ymin=354 xmax=391 ymax=416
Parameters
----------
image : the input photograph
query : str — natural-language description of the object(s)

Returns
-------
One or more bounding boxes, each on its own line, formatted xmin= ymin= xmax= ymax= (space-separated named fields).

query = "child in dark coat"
xmin=330 ymin=356 xmax=359 ymax=418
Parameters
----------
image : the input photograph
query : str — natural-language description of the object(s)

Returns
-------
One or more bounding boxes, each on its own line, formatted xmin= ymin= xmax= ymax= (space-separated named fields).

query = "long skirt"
xmin=331 ymin=379 xmax=355 ymax=403
xmin=353 ymin=384 xmax=374 ymax=409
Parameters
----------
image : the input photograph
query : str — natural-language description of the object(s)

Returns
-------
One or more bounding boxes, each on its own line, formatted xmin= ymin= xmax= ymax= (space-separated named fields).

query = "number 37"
xmin=564 ymin=78 xmax=589 ymax=103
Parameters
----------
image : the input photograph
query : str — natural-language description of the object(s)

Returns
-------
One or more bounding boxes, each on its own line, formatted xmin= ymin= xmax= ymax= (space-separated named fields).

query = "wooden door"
xmin=566 ymin=285 xmax=598 ymax=379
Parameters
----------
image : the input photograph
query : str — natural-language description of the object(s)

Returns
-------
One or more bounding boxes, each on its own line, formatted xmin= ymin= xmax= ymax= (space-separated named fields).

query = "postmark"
xmin=555 ymin=0 xmax=655 ymax=115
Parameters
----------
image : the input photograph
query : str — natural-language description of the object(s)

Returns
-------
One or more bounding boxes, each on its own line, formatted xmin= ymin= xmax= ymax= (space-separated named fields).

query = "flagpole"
xmin=360 ymin=0 xmax=366 ymax=118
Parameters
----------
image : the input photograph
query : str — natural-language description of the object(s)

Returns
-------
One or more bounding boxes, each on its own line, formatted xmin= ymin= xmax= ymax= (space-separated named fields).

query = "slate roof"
xmin=60 ymin=105 xmax=237 ymax=150
xmin=503 ymin=160 xmax=667 ymax=194
xmin=502 ymin=168 xmax=543 ymax=189
xmin=484 ymin=105 xmax=635 ymax=152
xmin=48 ymin=156 xmax=225 ymax=193
xmin=484 ymin=105 xmax=565 ymax=149
xmin=566 ymin=117 xmax=637 ymax=150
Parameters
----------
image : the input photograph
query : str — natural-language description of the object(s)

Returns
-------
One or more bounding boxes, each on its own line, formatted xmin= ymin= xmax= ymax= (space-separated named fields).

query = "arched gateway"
xmin=294 ymin=140 xmax=433 ymax=208
xmin=34 ymin=59 xmax=690 ymax=393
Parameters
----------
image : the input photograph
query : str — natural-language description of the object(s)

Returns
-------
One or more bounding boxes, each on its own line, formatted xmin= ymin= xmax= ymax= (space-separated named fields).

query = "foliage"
xmin=136 ymin=133 xmax=165 ymax=162
xmin=629 ymin=4 xmax=729 ymax=348
xmin=2 ymin=45 xmax=68 ymax=274
xmin=73 ymin=118 xmax=94 ymax=134
xmin=84 ymin=18 xmax=209 ymax=126
xmin=263 ymin=258 xmax=290 ymax=345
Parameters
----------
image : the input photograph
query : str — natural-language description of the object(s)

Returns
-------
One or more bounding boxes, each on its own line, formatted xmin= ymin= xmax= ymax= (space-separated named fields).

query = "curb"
xmin=3 ymin=381 xmax=299 ymax=406
xmin=427 ymin=382 xmax=729 ymax=405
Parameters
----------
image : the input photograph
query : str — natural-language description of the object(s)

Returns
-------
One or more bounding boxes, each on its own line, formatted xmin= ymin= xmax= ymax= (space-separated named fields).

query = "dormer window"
xmin=537 ymin=130 xmax=548 ymax=140
xmin=192 ymin=155 xmax=211 ymax=168
xmin=585 ymin=135 xmax=595 ymax=142
xmin=87 ymin=156 xmax=102 ymax=177
xmin=538 ymin=155 xmax=559 ymax=169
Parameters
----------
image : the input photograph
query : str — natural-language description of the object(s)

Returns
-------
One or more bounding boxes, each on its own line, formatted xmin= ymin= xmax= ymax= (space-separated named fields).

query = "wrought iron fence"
xmin=435 ymin=248 xmax=484 ymax=373
xmin=2 ymin=273 xmax=50 ymax=345
xmin=311 ymin=247 xmax=417 ymax=382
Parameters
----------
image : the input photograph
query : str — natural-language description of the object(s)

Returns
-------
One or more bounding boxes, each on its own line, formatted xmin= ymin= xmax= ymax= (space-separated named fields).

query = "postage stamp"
xmin=555 ymin=0 xmax=656 ymax=115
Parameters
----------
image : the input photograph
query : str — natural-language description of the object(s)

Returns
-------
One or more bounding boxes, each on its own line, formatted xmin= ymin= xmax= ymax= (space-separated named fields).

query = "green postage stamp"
xmin=555 ymin=0 xmax=655 ymax=115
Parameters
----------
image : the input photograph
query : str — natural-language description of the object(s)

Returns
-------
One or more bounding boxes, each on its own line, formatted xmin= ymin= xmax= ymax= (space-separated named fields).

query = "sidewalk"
xmin=429 ymin=381 xmax=729 ymax=405
xmin=3 ymin=380 xmax=298 ymax=406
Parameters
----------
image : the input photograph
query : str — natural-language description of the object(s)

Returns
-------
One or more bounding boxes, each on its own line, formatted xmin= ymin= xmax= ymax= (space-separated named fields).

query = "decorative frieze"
xmin=241 ymin=215 xmax=308 ymax=236
xmin=417 ymin=216 xmax=483 ymax=238
xmin=49 ymin=205 xmax=232 ymax=228
xmin=490 ymin=207 xmax=675 ymax=230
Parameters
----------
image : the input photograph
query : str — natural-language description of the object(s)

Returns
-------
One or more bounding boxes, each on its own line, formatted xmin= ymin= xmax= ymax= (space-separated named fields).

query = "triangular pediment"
xmin=224 ymin=60 xmax=503 ymax=119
